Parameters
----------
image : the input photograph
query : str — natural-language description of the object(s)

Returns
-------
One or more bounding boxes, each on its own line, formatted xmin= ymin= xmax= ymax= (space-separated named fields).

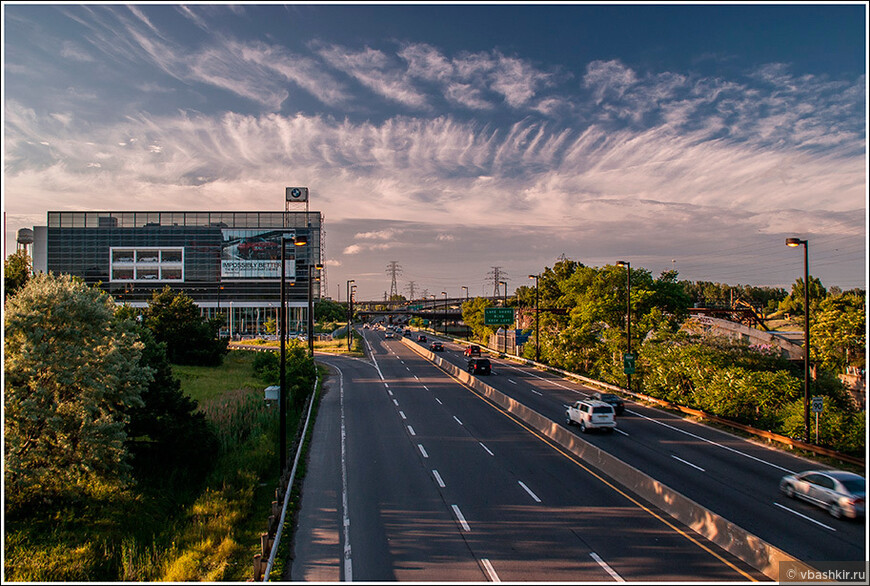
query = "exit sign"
xmin=484 ymin=307 xmax=515 ymax=325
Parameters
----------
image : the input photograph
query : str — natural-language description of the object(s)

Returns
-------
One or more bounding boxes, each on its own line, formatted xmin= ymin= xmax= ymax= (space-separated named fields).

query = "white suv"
xmin=565 ymin=399 xmax=616 ymax=433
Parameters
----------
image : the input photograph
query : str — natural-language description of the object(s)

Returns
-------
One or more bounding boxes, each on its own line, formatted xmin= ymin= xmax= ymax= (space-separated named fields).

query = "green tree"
xmin=4 ymin=274 xmax=151 ymax=507
xmin=315 ymin=297 xmax=346 ymax=322
xmin=810 ymin=292 xmax=866 ymax=373
xmin=4 ymin=250 xmax=32 ymax=299
xmin=143 ymin=286 xmax=228 ymax=366
xmin=251 ymin=343 xmax=316 ymax=410
xmin=778 ymin=276 xmax=827 ymax=316
xmin=462 ymin=296 xmax=494 ymax=342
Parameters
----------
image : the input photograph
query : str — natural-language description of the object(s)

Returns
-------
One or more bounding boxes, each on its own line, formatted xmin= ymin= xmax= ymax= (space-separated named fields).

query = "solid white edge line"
xmin=452 ymin=504 xmax=471 ymax=531
xmin=339 ymin=366 xmax=353 ymax=581
xmin=671 ymin=454 xmax=706 ymax=472
xmin=773 ymin=502 xmax=837 ymax=531
xmin=590 ymin=552 xmax=623 ymax=582
xmin=518 ymin=480 xmax=542 ymax=503
xmin=480 ymin=558 xmax=500 ymax=582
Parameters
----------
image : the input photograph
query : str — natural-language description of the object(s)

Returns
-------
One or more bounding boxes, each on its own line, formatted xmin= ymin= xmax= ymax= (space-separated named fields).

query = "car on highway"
xmin=780 ymin=470 xmax=865 ymax=519
xmin=417 ymin=334 xmax=428 ymax=343
xmin=384 ymin=331 xmax=395 ymax=339
xmin=429 ymin=341 xmax=444 ymax=352
xmin=467 ymin=358 xmax=491 ymax=375
xmin=464 ymin=344 xmax=482 ymax=357
xmin=592 ymin=392 xmax=625 ymax=415
xmin=565 ymin=399 xmax=616 ymax=433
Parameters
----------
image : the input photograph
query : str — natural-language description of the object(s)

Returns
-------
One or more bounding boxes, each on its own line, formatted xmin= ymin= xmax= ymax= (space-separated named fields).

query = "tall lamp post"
xmin=616 ymin=261 xmax=632 ymax=393
xmin=461 ymin=286 xmax=469 ymax=339
xmin=346 ymin=280 xmax=355 ymax=351
xmin=786 ymin=237 xmax=811 ymax=442
xmin=280 ymin=234 xmax=307 ymax=471
xmin=442 ymin=292 xmax=448 ymax=336
xmin=499 ymin=280 xmax=508 ymax=355
xmin=528 ymin=274 xmax=540 ymax=363
xmin=308 ymin=263 xmax=323 ymax=355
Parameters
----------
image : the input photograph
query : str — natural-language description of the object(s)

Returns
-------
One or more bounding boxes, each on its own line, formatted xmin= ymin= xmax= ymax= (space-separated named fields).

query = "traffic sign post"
xmin=811 ymin=396 xmax=824 ymax=444
xmin=623 ymin=352 xmax=636 ymax=375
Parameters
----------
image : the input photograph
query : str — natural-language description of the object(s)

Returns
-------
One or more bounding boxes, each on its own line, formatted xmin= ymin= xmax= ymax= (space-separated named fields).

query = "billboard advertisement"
xmin=221 ymin=229 xmax=296 ymax=280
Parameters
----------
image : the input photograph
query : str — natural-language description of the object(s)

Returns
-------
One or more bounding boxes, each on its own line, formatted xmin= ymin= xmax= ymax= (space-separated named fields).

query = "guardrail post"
xmin=253 ymin=553 xmax=263 ymax=581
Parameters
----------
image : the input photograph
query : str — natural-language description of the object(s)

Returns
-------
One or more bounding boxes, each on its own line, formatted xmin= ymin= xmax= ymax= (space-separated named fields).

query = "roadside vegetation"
xmin=4 ymin=273 xmax=316 ymax=581
xmin=465 ymin=256 xmax=866 ymax=456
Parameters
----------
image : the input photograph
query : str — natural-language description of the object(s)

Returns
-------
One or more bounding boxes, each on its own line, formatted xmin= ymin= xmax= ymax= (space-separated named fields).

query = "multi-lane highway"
xmin=288 ymin=327 xmax=795 ymax=581
xmin=411 ymin=330 xmax=866 ymax=565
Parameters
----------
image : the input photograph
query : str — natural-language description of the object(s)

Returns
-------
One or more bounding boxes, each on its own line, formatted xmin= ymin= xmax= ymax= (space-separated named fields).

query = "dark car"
xmin=417 ymin=335 xmax=428 ymax=343
xmin=467 ymin=358 xmax=491 ymax=375
xmin=464 ymin=344 xmax=482 ymax=357
xmin=592 ymin=392 xmax=625 ymax=415
xmin=429 ymin=341 xmax=444 ymax=352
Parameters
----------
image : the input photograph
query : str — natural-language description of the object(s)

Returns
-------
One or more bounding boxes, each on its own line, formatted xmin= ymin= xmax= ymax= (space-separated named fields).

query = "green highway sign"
xmin=484 ymin=307 xmax=515 ymax=325
xmin=623 ymin=352 xmax=636 ymax=375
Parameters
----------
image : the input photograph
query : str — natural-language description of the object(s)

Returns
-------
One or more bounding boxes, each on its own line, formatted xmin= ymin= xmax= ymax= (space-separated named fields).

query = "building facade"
xmin=32 ymin=210 xmax=322 ymax=338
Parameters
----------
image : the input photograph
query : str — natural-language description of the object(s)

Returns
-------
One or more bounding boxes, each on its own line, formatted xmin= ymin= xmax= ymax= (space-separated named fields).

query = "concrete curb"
xmin=401 ymin=336 xmax=812 ymax=581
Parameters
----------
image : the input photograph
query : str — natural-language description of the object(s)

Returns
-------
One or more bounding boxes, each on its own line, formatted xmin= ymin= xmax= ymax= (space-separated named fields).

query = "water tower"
xmin=16 ymin=228 xmax=34 ymax=255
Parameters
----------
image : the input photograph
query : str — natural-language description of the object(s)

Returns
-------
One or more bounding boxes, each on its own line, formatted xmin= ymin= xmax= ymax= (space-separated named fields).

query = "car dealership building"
xmin=31 ymin=208 xmax=323 ymax=337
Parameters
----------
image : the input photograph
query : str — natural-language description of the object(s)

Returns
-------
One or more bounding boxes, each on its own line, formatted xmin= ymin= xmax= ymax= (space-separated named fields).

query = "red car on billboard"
xmin=238 ymin=237 xmax=279 ymax=259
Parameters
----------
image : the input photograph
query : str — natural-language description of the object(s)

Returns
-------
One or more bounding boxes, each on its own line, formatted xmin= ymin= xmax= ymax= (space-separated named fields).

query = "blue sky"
xmin=2 ymin=2 xmax=867 ymax=299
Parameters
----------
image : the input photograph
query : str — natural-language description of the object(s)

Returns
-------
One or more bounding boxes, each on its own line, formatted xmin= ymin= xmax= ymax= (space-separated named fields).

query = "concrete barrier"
xmin=401 ymin=336 xmax=813 ymax=581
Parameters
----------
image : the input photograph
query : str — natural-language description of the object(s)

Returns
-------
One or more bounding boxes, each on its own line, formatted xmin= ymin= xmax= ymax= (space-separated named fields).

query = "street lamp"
xmin=308 ymin=263 xmax=323 ymax=355
xmin=616 ymin=260 xmax=632 ymax=393
xmin=346 ymin=280 xmax=355 ymax=351
xmin=499 ymin=280 xmax=508 ymax=355
xmin=279 ymin=234 xmax=308 ymax=472
xmin=529 ymin=274 xmax=540 ymax=363
xmin=442 ymin=291 xmax=448 ymax=335
xmin=461 ymin=286 xmax=469 ymax=339
xmin=787 ymin=237 xmax=811 ymax=442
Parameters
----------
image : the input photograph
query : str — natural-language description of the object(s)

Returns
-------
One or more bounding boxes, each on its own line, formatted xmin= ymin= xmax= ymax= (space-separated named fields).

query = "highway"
xmin=410 ymin=330 xmax=866 ymax=564
xmin=290 ymin=328 xmax=768 ymax=581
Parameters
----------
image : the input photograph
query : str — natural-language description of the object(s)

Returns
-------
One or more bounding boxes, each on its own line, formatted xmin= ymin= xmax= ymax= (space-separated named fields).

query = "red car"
xmin=464 ymin=344 xmax=481 ymax=357
xmin=238 ymin=237 xmax=279 ymax=259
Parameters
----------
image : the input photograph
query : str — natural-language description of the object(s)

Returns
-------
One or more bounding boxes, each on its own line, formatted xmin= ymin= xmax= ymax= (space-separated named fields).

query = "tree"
xmin=4 ymin=274 xmax=151 ymax=506
xmin=142 ymin=286 xmax=228 ymax=366
xmin=4 ymin=250 xmax=31 ymax=299
xmin=778 ymin=276 xmax=827 ymax=317
xmin=810 ymin=292 xmax=866 ymax=373
xmin=116 ymin=305 xmax=218 ymax=486
xmin=462 ymin=296 xmax=494 ymax=341
xmin=315 ymin=297 xmax=346 ymax=322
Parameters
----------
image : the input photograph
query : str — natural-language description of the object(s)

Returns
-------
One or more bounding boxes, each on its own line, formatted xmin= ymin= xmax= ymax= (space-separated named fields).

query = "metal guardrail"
xmin=255 ymin=370 xmax=320 ymax=581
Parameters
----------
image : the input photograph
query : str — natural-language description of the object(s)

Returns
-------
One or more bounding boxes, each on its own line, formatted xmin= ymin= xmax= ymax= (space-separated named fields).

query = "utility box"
xmin=264 ymin=385 xmax=279 ymax=402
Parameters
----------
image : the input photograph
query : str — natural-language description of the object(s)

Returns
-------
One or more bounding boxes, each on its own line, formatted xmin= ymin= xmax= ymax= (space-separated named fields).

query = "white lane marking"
xmin=363 ymin=336 xmax=385 ymax=381
xmin=507 ymin=379 xmax=518 ymax=385
xmin=387 ymin=389 xmax=393 ymax=396
xmin=399 ymin=411 xmax=407 ymax=420
xmin=479 ymin=442 xmax=494 ymax=456
xmin=452 ymin=505 xmax=471 ymax=531
xmin=432 ymin=469 xmax=446 ymax=488
xmin=615 ymin=428 xmax=629 ymax=436
xmin=590 ymin=552 xmax=623 ymax=582
xmin=393 ymin=399 xmax=399 ymax=406
xmin=435 ymin=397 xmax=443 ymax=405
xmin=518 ymin=480 xmax=542 ymax=503
xmin=480 ymin=558 xmax=500 ymax=582
xmin=453 ymin=416 xmax=464 ymax=426
xmin=671 ymin=455 xmax=705 ymax=472
xmin=407 ymin=425 xmax=416 ymax=436
xmin=337 ymin=365 xmax=353 ymax=581
xmin=413 ymin=375 xmax=419 ymax=380
xmin=418 ymin=444 xmax=429 ymax=458
xmin=502 ymin=363 xmax=579 ymax=393
xmin=630 ymin=410 xmax=795 ymax=474
xmin=530 ymin=389 xmax=542 ymax=396
xmin=773 ymin=502 xmax=836 ymax=531
xmin=423 ymin=385 xmax=430 ymax=391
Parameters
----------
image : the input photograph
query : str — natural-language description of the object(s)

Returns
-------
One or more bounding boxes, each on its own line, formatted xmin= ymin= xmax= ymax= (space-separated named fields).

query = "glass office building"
xmin=32 ymin=210 xmax=322 ymax=337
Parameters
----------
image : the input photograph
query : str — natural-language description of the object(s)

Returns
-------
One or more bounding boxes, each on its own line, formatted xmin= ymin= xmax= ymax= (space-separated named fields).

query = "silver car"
xmin=779 ymin=470 xmax=865 ymax=519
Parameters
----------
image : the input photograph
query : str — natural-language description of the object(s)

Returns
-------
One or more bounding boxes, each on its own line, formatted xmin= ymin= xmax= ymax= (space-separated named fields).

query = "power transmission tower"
xmin=486 ymin=266 xmax=509 ymax=297
xmin=386 ymin=261 xmax=403 ymax=300
xmin=405 ymin=280 xmax=417 ymax=301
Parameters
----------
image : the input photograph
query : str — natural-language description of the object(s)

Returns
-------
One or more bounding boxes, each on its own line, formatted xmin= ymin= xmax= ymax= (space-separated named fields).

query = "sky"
xmin=2 ymin=2 xmax=867 ymax=300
